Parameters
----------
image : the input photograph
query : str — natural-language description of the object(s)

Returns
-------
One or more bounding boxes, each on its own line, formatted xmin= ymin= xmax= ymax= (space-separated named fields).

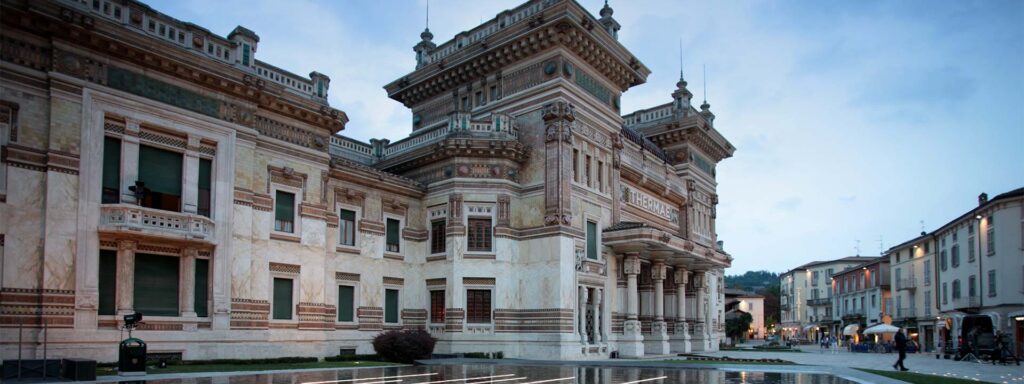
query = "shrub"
xmin=372 ymin=330 xmax=436 ymax=364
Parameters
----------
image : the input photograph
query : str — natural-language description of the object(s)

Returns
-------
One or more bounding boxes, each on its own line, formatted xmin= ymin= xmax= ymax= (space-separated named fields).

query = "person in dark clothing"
xmin=893 ymin=327 xmax=909 ymax=371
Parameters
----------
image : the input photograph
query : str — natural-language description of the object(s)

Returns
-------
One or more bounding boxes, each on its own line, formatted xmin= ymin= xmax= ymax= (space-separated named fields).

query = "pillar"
xmin=180 ymin=248 xmax=198 ymax=320
xmin=692 ymin=270 xmax=708 ymax=351
xmin=182 ymin=136 xmax=200 ymax=214
xmin=115 ymin=240 xmax=137 ymax=315
xmin=619 ymin=252 xmax=645 ymax=357
xmin=670 ymin=267 xmax=691 ymax=353
xmin=592 ymin=288 xmax=602 ymax=343
xmin=578 ymin=286 xmax=589 ymax=343
xmin=647 ymin=262 xmax=670 ymax=354
xmin=119 ymin=119 xmax=141 ymax=204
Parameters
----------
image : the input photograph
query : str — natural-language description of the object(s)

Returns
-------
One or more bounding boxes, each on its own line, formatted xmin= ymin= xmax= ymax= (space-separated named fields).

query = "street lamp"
xmin=975 ymin=215 xmax=983 ymax=310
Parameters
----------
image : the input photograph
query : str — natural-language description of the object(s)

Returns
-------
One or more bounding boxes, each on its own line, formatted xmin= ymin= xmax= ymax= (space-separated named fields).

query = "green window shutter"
xmin=339 ymin=209 xmax=355 ymax=222
xmin=198 ymin=158 xmax=212 ymax=217
xmin=386 ymin=219 xmax=400 ymax=247
xmin=273 ymin=278 xmax=293 ymax=320
xmin=587 ymin=221 xmax=598 ymax=259
xmin=384 ymin=289 xmax=399 ymax=323
xmin=338 ymin=285 xmax=354 ymax=322
xmin=98 ymin=250 xmax=117 ymax=315
xmin=275 ymin=191 xmax=295 ymax=222
xmin=102 ymin=137 xmax=121 ymax=201
xmin=194 ymin=258 xmax=209 ymax=317
xmin=242 ymin=44 xmax=251 ymax=66
xmin=133 ymin=253 xmax=180 ymax=317
xmin=138 ymin=145 xmax=183 ymax=196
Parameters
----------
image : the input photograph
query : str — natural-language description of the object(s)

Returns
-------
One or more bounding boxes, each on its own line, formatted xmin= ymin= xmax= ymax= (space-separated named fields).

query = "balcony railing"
xmin=100 ymin=204 xmax=214 ymax=240
xmin=806 ymin=298 xmax=831 ymax=306
xmin=896 ymin=278 xmax=917 ymax=291
xmin=896 ymin=307 xmax=917 ymax=319
xmin=952 ymin=296 xmax=981 ymax=309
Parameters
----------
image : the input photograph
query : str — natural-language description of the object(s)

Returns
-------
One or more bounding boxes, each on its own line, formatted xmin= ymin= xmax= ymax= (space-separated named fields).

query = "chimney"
xmin=978 ymin=192 xmax=988 ymax=206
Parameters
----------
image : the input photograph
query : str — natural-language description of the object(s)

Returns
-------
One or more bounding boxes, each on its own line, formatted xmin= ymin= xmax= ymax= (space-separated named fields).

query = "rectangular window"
xmin=953 ymin=280 xmax=961 ymax=299
xmin=969 ymin=275 xmax=976 ymax=297
xmin=924 ymin=293 xmax=931 ymax=315
xmin=951 ymin=245 xmax=960 ymax=267
xmin=572 ymin=149 xmax=580 ymax=182
xmin=338 ymin=285 xmax=354 ymax=322
xmin=384 ymin=289 xmax=399 ymax=323
xmin=242 ymin=44 xmax=251 ymax=66
xmin=475 ymin=91 xmax=484 ymax=106
xmin=940 ymin=250 xmax=947 ymax=271
xmin=942 ymin=283 xmax=948 ymax=304
xmin=385 ymin=218 xmax=400 ymax=253
xmin=489 ymin=85 xmax=498 ymax=101
xmin=987 ymin=270 xmax=996 ymax=297
xmin=924 ymin=241 xmax=930 ymax=253
xmin=272 ymin=278 xmax=293 ymax=320
xmin=461 ymin=96 xmax=469 ymax=110
xmin=339 ymin=209 xmax=356 ymax=246
xmin=585 ymin=155 xmax=592 ymax=187
xmin=597 ymin=161 xmax=604 ymax=192
xmin=98 ymin=250 xmax=117 ymax=315
xmin=102 ymin=137 xmax=121 ymax=204
xmin=430 ymin=290 xmax=445 ymax=323
xmin=134 ymin=253 xmax=179 ymax=317
xmin=198 ymin=158 xmax=212 ymax=217
xmin=968 ymin=237 xmax=975 ymax=262
xmin=986 ymin=221 xmax=995 ymax=255
xmin=430 ymin=219 xmax=446 ymax=254
xmin=274 ymin=191 xmax=295 ymax=233
xmin=923 ymin=260 xmax=931 ymax=285
xmin=194 ymin=258 xmax=209 ymax=317
xmin=586 ymin=221 xmax=598 ymax=260
xmin=466 ymin=289 xmax=492 ymax=323
xmin=467 ymin=218 xmax=493 ymax=252
xmin=139 ymin=145 xmax=183 ymax=212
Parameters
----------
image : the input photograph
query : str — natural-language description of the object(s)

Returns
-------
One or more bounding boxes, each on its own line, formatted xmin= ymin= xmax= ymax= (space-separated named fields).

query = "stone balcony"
xmin=806 ymin=297 xmax=831 ymax=307
xmin=100 ymin=204 xmax=214 ymax=241
xmin=896 ymin=307 xmax=917 ymax=319
xmin=952 ymin=296 xmax=981 ymax=310
xmin=896 ymin=278 xmax=917 ymax=291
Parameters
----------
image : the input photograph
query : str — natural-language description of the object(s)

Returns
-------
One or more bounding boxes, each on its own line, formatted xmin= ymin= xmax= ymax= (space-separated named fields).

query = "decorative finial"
xmin=679 ymin=39 xmax=684 ymax=81
xmin=600 ymin=0 xmax=614 ymax=18
xmin=420 ymin=0 xmax=433 ymax=41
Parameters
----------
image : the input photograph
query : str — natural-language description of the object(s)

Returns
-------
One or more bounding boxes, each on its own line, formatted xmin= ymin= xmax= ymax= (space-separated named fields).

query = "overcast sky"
xmin=150 ymin=0 xmax=1024 ymax=274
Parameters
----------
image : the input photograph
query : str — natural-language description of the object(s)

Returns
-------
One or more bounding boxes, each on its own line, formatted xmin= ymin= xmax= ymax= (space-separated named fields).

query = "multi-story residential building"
xmin=832 ymin=257 xmax=891 ymax=342
xmin=885 ymin=233 xmax=938 ymax=351
xmin=0 ymin=0 xmax=736 ymax=361
xmin=779 ymin=256 xmax=875 ymax=341
xmin=725 ymin=289 xmax=765 ymax=340
xmin=932 ymin=189 xmax=1024 ymax=356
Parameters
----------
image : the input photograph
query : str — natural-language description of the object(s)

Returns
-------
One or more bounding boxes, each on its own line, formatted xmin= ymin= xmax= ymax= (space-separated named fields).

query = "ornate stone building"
xmin=0 ymin=0 xmax=734 ymax=360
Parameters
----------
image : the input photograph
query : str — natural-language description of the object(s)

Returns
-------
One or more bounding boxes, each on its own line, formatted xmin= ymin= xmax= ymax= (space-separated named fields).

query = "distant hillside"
xmin=725 ymin=270 xmax=779 ymax=291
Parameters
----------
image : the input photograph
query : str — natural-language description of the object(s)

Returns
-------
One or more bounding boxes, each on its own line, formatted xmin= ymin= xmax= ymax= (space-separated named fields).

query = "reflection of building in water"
xmin=0 ymin=0 xmax=734 ymax=360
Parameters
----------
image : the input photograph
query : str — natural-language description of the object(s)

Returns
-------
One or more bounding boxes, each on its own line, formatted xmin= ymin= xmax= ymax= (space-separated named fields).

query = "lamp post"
xmin=975 ymin=215 xmax=983 ymax=310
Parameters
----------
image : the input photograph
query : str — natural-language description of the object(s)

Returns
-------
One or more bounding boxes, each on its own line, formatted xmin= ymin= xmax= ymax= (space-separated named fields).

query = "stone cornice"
xmin=385 ymin=0 xmax=650 ymax=107
xmin=646 ymin=118 xmax=735 ymax=163
xmin=377 ymin=137 xmax=531 ymax=174
xmin=328 ymin=157 xmax=426 ymax=198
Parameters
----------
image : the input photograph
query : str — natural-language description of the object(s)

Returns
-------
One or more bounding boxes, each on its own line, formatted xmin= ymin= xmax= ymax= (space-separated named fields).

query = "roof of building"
xmin=831 ymin=256 xmax=888 ymax=277
xmin=781 ymin=256 xmax=878 ymax=275
xmin=933 ymin=187 xmax=1024 ymax=233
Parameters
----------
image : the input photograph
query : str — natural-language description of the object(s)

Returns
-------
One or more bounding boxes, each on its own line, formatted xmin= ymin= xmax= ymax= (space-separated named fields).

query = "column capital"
xmin=182 ymin=247 xmax=199 ymax=258
xmin=674 ymin=268 xmax=689 ymax=285
xmin=623 ymin=253 xmax=641 ymax=275
xmin=651 ymin=262 xmax=667 ymax=281
xmin=117 ymin=239 xmax=137 ymax=251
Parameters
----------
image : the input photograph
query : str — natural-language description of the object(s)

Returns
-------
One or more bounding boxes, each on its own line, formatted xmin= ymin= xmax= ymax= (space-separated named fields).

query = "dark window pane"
xmin=198 ymin=158 xmax=212 ymax=217
xmin=194 ymin=258 xmax=209 ymax=317
xmin=102 ymin=137 xmax=120 ymax=204
xmin=275 ymin=191 xmax=295 ymax=232
xmin=339 ymin=209 xmax=356 ymax=246
xmin=466 ymin=289 xmax=491 ymax=323
xmin=98 ymin=250 xmax=117 ymax=315
xmin=386 ymin=219 xmax=400 ymax=252
xmin=430 ymin=290 xmax=445 ymax=323
xmin=133 ymin=253 xmax=179 ymax=317
xmin=138 ymin=145 xmax=183 ymax=211
xmin=338 ymin=285 xmax=354 ymax=322
xmin=586 ymin=221 xmax=598 ymax=259
xmin=431 ymin=219 xmax=446 ymax=254
xmin=272 ymin=278 xmax=293 ymax=320
xmin=467 ymin=218 xmax=492 ymax=252
xmin=385 ymin=289 xmax=399 ymax=323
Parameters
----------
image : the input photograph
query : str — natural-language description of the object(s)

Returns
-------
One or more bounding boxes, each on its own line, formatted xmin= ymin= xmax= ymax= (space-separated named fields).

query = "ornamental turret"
xmin=672 ymin=68 xmax=693 ymax=116
xmin=414 ymin=27 xmax=436 ymax=69
xmin=598 ymin=1 xmax=621 ymax=40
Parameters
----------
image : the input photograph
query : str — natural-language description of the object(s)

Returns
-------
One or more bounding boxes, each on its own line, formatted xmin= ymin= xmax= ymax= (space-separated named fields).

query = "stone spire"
xmin=413 ymin=1 xmax=436 ymax=69
xmin=672 ymin=42 xmax=693 ymax=114
xmin=598 ymin=0 xmax=621 ymax=40
xmin=700 ymin=64 xmax=714 ymax=125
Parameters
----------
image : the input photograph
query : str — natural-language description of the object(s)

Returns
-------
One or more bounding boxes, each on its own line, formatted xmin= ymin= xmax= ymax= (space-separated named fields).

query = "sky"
xmin=148 ymin=0 xmax=1024 ymax=274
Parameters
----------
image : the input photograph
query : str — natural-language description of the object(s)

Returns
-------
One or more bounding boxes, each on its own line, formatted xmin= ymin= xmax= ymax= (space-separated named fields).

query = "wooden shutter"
xmin=194 ymin=258 xmax=209 ymax=317
xmin=384 ymin=289 xmax=399 ymax=323
xmin=338 ymin=285 xmax=354 ymax=322
xmin=586 ymin=221 xmax=598 ymax=259
xmin=272 ymin=278 xmax=293 ymax=320
xmin=98 ymin=250 xmax=117 ymax=315
xmin=138 ymin=145 xmax=183 ymax=196
xmin=133 ymin=253 xmax=180 ymax=317
xmin=275 ymin=191 xmax=295 ymax=223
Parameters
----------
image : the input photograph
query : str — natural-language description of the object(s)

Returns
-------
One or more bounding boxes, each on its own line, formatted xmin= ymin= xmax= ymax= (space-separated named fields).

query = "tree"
xmin=726 ymin=310 xmax=754 ymax=343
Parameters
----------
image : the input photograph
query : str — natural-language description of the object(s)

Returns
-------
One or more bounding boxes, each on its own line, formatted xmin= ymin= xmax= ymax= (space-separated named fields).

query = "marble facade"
xmin=0 ymin=0 xmax=734 ymax=361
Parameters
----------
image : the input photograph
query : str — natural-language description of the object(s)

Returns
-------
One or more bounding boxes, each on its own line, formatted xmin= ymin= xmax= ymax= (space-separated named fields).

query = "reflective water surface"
xmin=116 ymin=364 xmax=856 ymax=384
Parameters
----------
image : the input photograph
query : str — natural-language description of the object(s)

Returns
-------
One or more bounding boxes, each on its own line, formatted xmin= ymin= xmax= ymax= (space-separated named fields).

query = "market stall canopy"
xmin=842 ymin=324 xmax=860 ymax=335
xmin=864 ymin=323 xmax=901 ymax=335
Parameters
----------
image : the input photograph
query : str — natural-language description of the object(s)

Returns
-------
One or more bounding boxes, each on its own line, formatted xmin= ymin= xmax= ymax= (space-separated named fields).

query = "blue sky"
xmin=149 ymin=0 xmax=1024 ymax=274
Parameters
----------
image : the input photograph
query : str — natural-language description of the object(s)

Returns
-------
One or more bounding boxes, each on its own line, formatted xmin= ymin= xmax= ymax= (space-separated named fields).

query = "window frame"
xmin=429 ymin=289 xmax=445 ymax=324
xmin=270 ymin=276 xmax=297 ymax=321
xmin=336 ymin=203 xmax=361 ymax=249
xmin=466 ymin=217 xmax=493 ymax=253
xmin=337 ymin=283 xmax=358 ymax=323
xmin=586 ymin=219 xmax=600 ymax=260
xmin=430 ymin=218 xmax=447 ymax=255
xmin=465 ymin=287 xmax=494 ymax=324
xmin=272 ymin=185 xmax=302 ymax=236
xmin=384 ymin=215 xmax=403 ymax=255
xmin=987 ymin=270 xmax=996 ymax=298
xmin=383 ymin=287 xmax=401 ymax=325
xmin=137 ymin=143 xmax=185 ymax=212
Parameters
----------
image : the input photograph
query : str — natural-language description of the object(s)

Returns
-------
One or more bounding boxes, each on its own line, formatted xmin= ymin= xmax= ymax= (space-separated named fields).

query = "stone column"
xmin=115 ymin=240 xmax=137 ymax=315
xmin=648 ymin=262 xmax=670 ymax=354
xmin=670 ymin=267 xmax=691 ymax=353
xmin=592 ymin=288 xmax=602 ymax=343
xmin=619 ymin=252 xmax=645 ymax=357
xmin=180 ymin=248 xmax=198 ymax=320
xmin=692 ymin=270 xmax=708 ymax=351
xmin=578 ymin=286 xmax=589 ymax=343
xmin=120 ymin=119 xmax=141 ymax=204
xmin=182 ymin=136 xmax=201 ymax=214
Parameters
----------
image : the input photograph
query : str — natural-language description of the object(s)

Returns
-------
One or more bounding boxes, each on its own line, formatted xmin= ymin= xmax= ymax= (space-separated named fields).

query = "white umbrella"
xmin=843 ymin=324 xmax=859 ymax=335
xmin=863 ymin=323 xmax=900 ymax=335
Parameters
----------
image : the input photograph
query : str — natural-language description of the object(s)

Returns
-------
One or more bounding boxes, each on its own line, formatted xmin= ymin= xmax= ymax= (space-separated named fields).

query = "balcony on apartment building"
xmin=896 ymin=277 xmax=917 ymax=291
xmin=806 ymin=297 xmax=831 ymax=307
xmin=895 ymin=306 xmax=916 ymax=320
xmin=100 ymin=204 xmax=215 ymax=241
xmin=952 ymin=295 xmax=981 ymax=310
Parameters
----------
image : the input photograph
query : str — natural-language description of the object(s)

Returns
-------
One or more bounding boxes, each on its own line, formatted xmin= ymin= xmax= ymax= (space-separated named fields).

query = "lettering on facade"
xmin=620 ymin=185 xmax=679 ymax=224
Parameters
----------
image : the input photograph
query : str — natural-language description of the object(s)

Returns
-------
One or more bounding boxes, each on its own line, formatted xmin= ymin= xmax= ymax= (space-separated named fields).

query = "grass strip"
xmin=96 ymin=360 xmax=398 ymax=376
xmin=661 ymin=359 xmax=796 ymax=366
xmin=854 ymin=368 xmax=995 ymax=384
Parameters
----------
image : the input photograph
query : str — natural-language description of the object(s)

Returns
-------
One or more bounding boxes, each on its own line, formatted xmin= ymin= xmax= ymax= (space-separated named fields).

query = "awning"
xmin=864 ymin=323 xmax=900 ymax=335
xmin=843 ymin=324 xmax=860 ymax=335
xmin=803 ymin=324 xmax=816 ymax=332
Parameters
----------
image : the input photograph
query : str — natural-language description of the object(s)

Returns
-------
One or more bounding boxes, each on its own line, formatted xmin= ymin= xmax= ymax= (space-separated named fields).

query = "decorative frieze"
xmin=462 ymin=277 xmax=495 ymax=286
xmin=494 ymin=308 xmax=575 ymax=333
xmin=425 ymin=278 xmax=446 ymax=287
xmin=335 ymin=272 xmax=360 ymax=282
xmin=230 ymin=298 xmax=270 ymax=329
xmin=357 ymin=306 xmax=383 ymax=331
xmin=382 ymin=277 xmax=404 ymax=286
xmin=269 ymin=262 xmax=300 ymax=275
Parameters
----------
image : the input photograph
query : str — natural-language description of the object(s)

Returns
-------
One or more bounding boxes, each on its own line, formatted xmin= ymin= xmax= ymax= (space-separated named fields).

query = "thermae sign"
xmin=620 ymin=185 xmax=680 ymax=224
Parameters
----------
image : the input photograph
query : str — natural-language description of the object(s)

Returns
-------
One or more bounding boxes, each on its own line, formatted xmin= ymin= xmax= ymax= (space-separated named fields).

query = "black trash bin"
xmin=118 ymin=337 xmax=146 ymax=375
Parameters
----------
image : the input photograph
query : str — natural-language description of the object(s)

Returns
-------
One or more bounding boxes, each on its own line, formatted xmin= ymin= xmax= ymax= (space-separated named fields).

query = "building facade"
xmin=0 ymin=0 xmax=735 ymax=361
xmin=725 ymin=289 xmax=765 ymax=340
xmin=778 ymin=256 xmax=874 ymax=341
xmin=832 ymin=257 xmax=891 ymax=342
xmin=885 ymin=233 xmax=938 ymax=351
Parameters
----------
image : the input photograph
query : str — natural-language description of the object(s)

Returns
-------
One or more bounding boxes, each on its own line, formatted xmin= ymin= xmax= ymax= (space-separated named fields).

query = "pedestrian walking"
xmin=893 ymin=327 xmax=909 ymax=371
